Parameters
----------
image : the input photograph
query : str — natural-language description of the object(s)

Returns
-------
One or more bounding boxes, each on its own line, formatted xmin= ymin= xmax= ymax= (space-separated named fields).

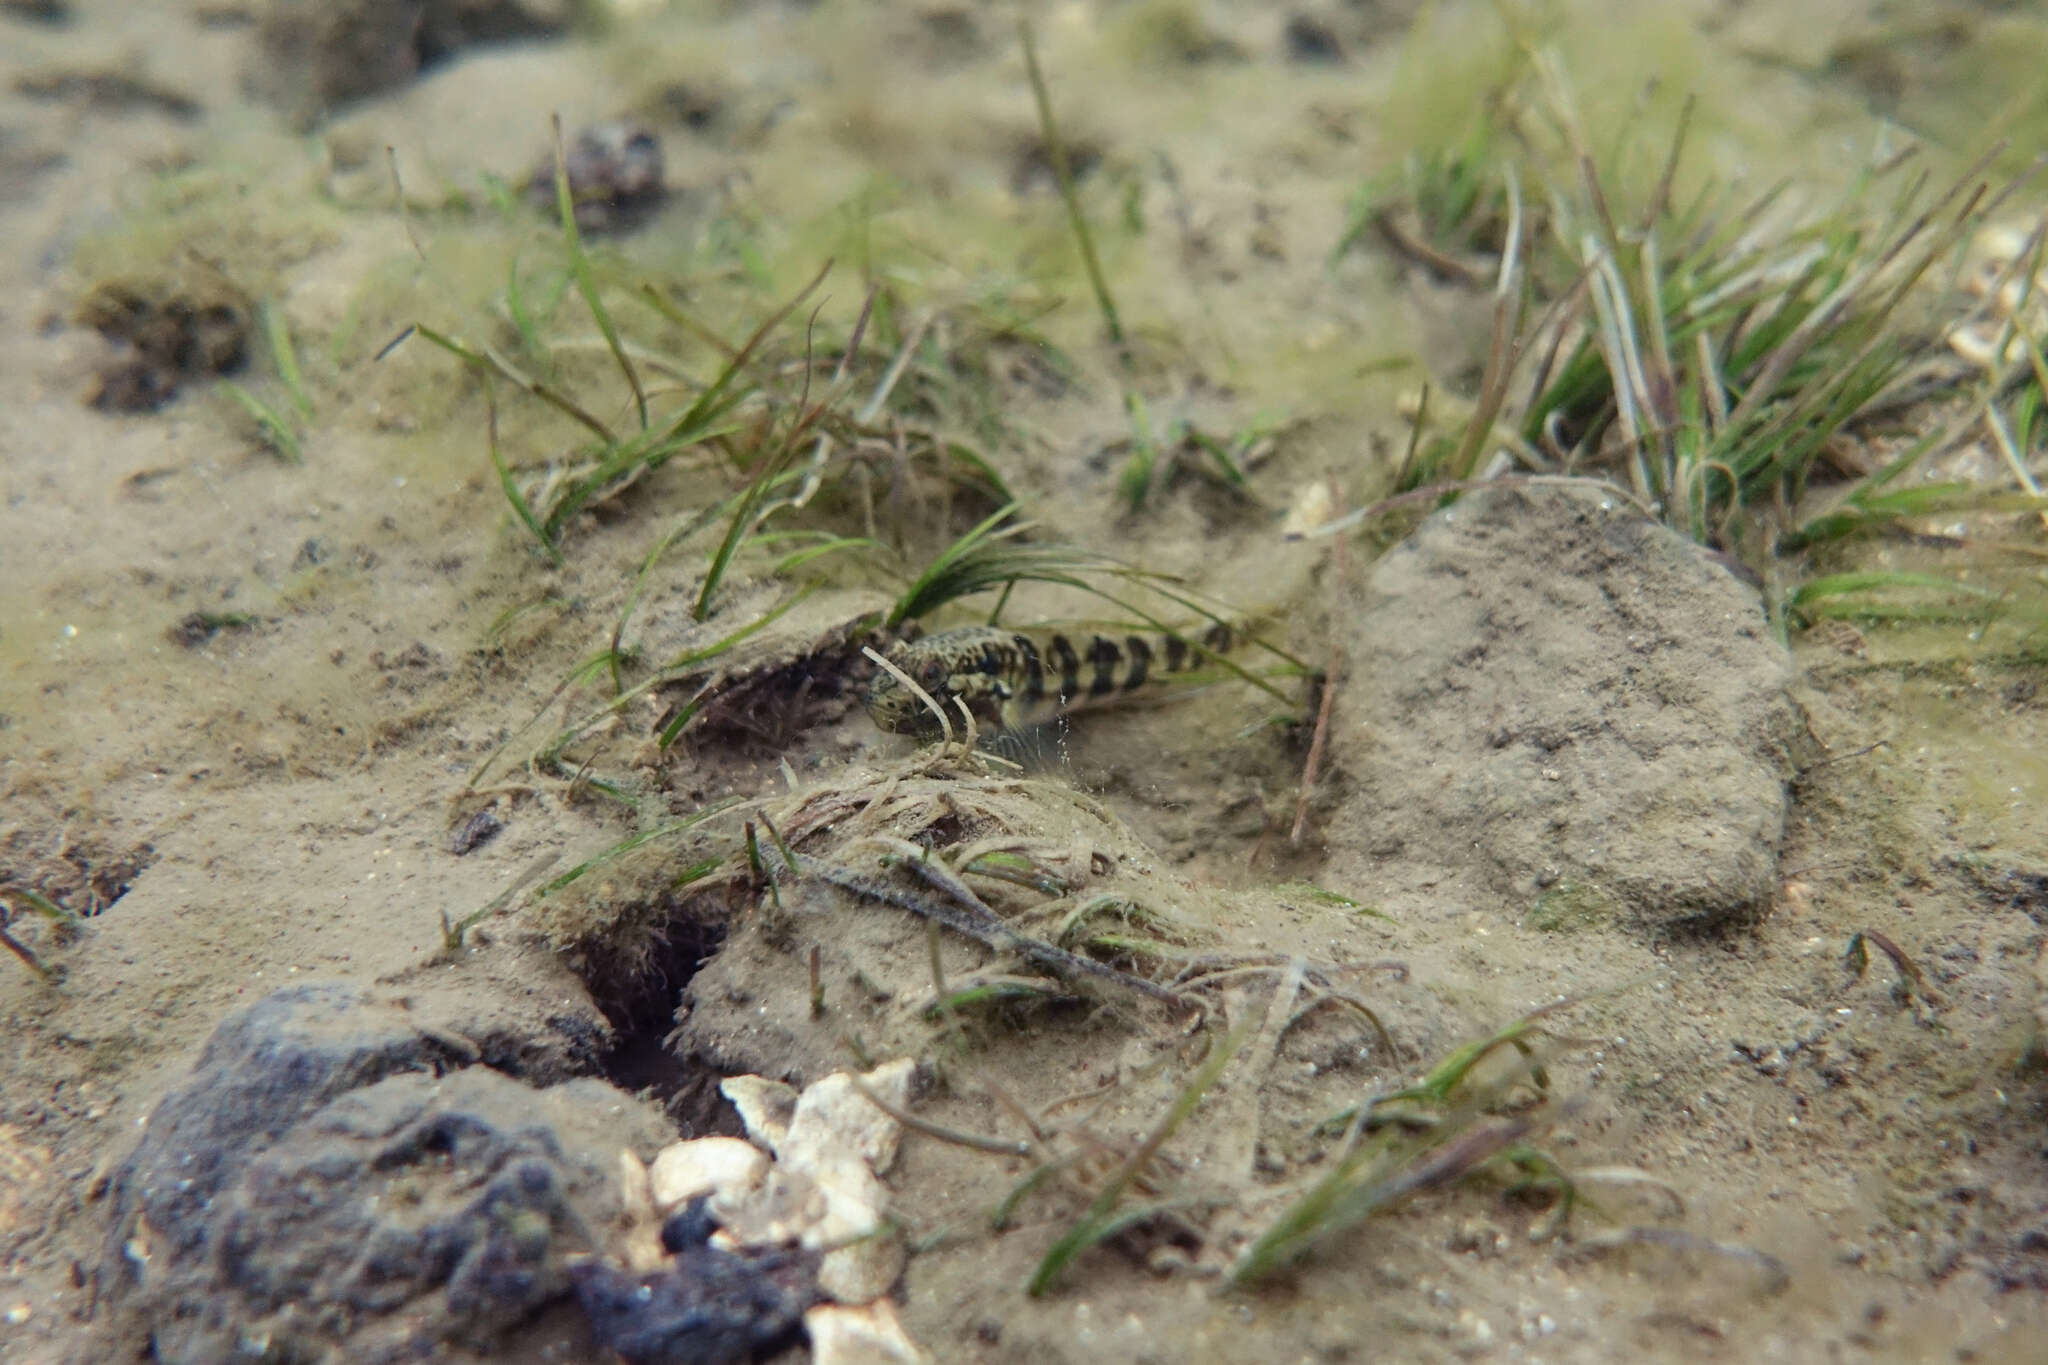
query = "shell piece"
xmin=713 ymin=1166 xmax=827 ymax=1249
xmin=720 ymin=1075 xmax=799 ymax=1154
xmin=1949 ymin=218 xmax=2048 ymax=372
xmin=1280 ymin=479 xmax=1337 ymax=539
xmin=781 ymin=1059 xmax=914 ymax=1176
xmin=648 ymin=1137 xmax=770 ymax=1213
xmin=805 ymin=1299 xmax=933 ymax=1365
xmin=818 ymin=1233 xmax=909 ymax=1306
xmin=797 ymin=1157 xmax=890 ymax=1249
xmin=698 ymin=1061 xmax=916 ymax=1302
xmin=614 ymin=1148 xmax=668 ymax=1270
xmin=1974 ymin=222 xmax=2034 ymax=266
xmin=1948 ymin=320 xmax=2024 ymax=370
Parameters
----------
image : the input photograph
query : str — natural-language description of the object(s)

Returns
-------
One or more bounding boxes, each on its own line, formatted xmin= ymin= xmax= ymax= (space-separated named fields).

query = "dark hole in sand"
xmin=592 ymin=914 xmax=735 ymax=1130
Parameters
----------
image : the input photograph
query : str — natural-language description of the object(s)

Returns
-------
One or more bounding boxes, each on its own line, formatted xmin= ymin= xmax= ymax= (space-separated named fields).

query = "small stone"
xmin=530 ymin=121 xmax=667 ymax=233
xmin=648 ymin=1138 xmax=770 ymax=1214
xmin=721 ymin=1075 xmax=799 ymax=1154
xmin=1448 ymin=1219 xmax=1506 ymax=1257
xmin=782 ymin=1060 xmax=915 ymax=1176
xmin=448 ymin=809 xmax=503 ymax=856
xmin=817 ymin=1232 xmax=906 ymax=1305
xmin=1280 ymin=479 xmax=1337 ymax=539
xmin=715 ymin=1167 xmax=827 ymax=1250
xmin=572 ymin=1242 xmax=815 ymax=1365
xmin=1282 ymin=14 xmax=1344 ymax=64
xmin=617 ymin=1148 xmax=666 ymax=1271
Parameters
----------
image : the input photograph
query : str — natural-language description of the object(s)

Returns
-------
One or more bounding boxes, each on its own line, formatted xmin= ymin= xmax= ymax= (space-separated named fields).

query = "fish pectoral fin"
xmin=980 ymin=721 xmax=1067 ymax=770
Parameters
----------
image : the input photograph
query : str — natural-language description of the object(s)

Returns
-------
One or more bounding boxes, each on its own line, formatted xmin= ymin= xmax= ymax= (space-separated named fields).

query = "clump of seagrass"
xmin=1322 ymin=50 xmax=2048 ymax=635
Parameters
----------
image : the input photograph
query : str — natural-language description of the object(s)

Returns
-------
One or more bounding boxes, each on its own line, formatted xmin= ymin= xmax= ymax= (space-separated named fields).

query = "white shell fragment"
xmin=614 ymin=1148 xmax=667 ymax=1271
xmin=648 ymin=1136 xmax=770 ymax=1212
xmin=719 ymin=1074 xmax=799 ymax=1153
xmin=805 ymin=1299 xmax=934 ymax=1365
xmin=711 ymin=1166 xmax=828 ymax=1249
xmin=783 ymin=1059 xmax=915 ymax=1175
xmin=1948 ymin=319 xmax=2025 ymax=370
xmin=1280 ymin=479 xmax=1337 ymax=539
xmin=819 ymin=1232 xmax=909 ymax=1306
xmin=638 ymin=1058 xmax=923 ymax=1326
xmin=798 ymin=1158 xmax=889 ymax=1251
xmin=617 ymin=1147 xmax=653 ymax=1211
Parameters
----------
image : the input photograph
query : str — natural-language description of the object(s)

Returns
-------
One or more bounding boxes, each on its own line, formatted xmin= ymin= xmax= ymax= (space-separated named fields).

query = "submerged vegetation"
xmin=1330 ymin=50 xmax=2048 ymax=638
xmin=5 ymin=9 xmax=2047 ymax=1365
xmin=244 ymin=0 xmax=2048 ymax=1309
xmin=402 ymin=22 xmax=2048 ymax=846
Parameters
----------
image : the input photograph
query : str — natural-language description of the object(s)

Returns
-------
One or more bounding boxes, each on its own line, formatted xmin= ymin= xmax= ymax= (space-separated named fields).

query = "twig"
xmin=848 ymin=1075 xmax=1033 ymax=1157
xmin=0 ymin=923 xmax=54 ymax=982
xmin=1372 ymin=209 xmax=1490 ymax=287
xmin=791 ymin=843 xmax=1184 ymax=1009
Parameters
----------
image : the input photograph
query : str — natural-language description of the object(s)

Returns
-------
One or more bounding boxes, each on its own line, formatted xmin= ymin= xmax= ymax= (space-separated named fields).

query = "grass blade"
xmin=551 ymin=113 xmax=646 ymax=429
xmin=1028 ymin=1013 xmax=1251 ymax=1295
xmin=1019 ymin=16 xmax=1124 ymax=352
xmin=481 ymin=374 xmax=562 ymax=565
xmin=261 ymin=299 xmax=312 ymax=418
xmin=222 ymin=382 xmax=303 ymax=463
xmin=409 ymin=323 xmax=617 ymax=443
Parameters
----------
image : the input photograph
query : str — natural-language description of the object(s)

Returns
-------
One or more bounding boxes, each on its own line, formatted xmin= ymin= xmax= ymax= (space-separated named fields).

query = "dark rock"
xmin=660 ymin=1196 xmax=718 ymax=1253
xmin=528 ymin=121 xmax=667 ymax=234
xmin=0 ymin=0 xmax=71 ymax=23
xmin=103 ymin=984 xmax=453 ymax=1264
xmin=569 ymin=1242 xmax=815 ymax=1365
xmin=1282 ymin=14 xmax=1345 ymax=63
xmin=1328 ymin=483 xmax=1794 ymax=932
xmin=78 ymin=279 xmax=249 ymax=413
xmin=251 ymin=0 xmax=576 ymax=127
xmin=100 ymin=983 xmax=673 ymax=1364
xmin=448 ymin=809 xmax=504 ymax=856
xmin=251 ymin=0 xmax=428 ymax=125
xmin=167 ymin=610 xmax=260 ymax=649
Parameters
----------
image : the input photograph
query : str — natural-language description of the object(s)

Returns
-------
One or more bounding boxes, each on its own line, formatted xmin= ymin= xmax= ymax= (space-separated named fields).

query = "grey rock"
xmin=99 ymin=983 xmax=674 ymax=1364
xmin=1329 ymin=482 xmax=1794 ymax=932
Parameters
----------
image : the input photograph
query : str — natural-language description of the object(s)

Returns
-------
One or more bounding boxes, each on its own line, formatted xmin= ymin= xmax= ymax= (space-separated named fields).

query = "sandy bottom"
xmin=3 ymin=2 xmax=2047 ymax=1362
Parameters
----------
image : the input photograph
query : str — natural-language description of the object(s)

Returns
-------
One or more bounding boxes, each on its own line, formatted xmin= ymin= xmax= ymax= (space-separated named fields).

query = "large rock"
xmin=1328 ymin=482 xmax=1794 ymax=932
xmin=98 ymin=983 xmax=676 ymax=1364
